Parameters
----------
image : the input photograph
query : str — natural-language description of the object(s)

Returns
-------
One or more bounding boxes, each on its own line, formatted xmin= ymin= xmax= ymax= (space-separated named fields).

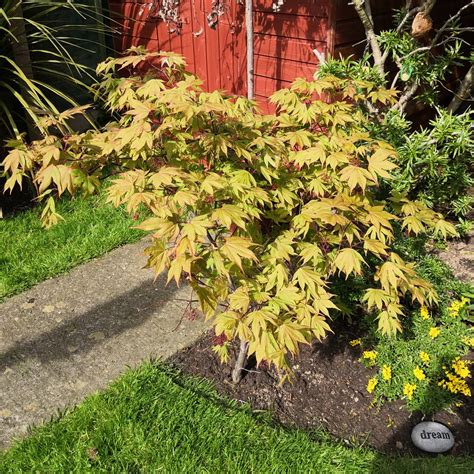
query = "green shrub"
xmin=390 ymin=109 xmax=473 ymax=218
xmin=318 ymin=56 xmax=474 ymax=220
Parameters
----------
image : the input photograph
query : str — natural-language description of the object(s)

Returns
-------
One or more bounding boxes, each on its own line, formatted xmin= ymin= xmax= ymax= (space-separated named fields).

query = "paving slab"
xmin=0 ymin=239 xmax=207 ymax=450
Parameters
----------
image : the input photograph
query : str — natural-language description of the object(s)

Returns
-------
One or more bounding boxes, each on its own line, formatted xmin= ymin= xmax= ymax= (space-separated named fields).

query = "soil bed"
xmin=170 ymin=327 xmax=473 ymax=455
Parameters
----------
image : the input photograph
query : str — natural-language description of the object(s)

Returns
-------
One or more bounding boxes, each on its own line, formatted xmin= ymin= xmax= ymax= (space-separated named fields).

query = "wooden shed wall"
xmin=108 ymin=0 xmax=334 ymax=100
xmin=334 ymin=0 xmax=401 ymax=58
xmin=107 ymin=1 xmax=472 ymax=104
xmin=108 ymin=0 xmax=246 ymax=95
xmin=252 ymin=0 xmax=331 ymax=101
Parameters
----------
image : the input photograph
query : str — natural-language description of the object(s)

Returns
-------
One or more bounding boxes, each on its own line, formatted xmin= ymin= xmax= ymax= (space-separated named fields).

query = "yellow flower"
xmin=367 ymin=377 xmax=378 ymax=393
xmin=447 ymin=299 xmax=468 ymax=318
xmin=413 ymin=366 xmax=426 ymax=381
xmin=350 ymin=338 xmax=362 ymax=347
xmin=419 ymin=351 xmax=430 ymax=364
xmin=403 ymin=383 xmax=417 ymax=400
xmin=452 ymin=358 xmax=471 ymax=379
xmin=420 ymin=306 xmax=430 ymax=320
xmin=429 ymin=327 xmax=440 ymax=339
xmin=439 ymin=373 xmax=472 ymax=397
xmin=382 ymin=365 xmax=392 ymax=381
xmin=462 ymin=337 xmax=474 ymax=347
xmin=362 ymin=350 xmax=377 ymax=362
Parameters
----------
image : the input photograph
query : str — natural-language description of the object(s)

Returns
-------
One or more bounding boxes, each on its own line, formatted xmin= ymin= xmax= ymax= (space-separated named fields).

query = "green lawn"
xmin=0 ymin=192 xmax=144 ymax=301
xmin=1 ymin=363 xmax=472 ymax=473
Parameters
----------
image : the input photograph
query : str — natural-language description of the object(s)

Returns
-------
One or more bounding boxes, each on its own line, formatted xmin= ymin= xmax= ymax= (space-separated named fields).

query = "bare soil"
xmin=170 ymin=328 xmax=473 ymax=455
xmin=437 ymin=229 xmax=474 ymax=283
xmin=170 ymin=228 xmax=474 ymax=455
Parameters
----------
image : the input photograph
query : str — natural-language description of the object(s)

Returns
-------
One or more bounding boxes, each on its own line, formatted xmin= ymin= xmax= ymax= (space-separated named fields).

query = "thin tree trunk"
xmin=232 ymin=339 xmax=249 ymax=384
xmin=352 ymin=0 xmax=385 ymax=76
xmin=245 ymin=0 xmax=254 ymax=99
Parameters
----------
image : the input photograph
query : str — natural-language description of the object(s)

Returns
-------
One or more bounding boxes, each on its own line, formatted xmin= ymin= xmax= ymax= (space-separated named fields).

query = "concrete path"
xmin=0 ymin=240 xmax=207 ymax=450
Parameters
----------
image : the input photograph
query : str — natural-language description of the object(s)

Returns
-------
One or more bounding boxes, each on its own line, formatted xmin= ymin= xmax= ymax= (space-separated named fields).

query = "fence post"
xmin=245 ymin=0 xmax=254 ymax=99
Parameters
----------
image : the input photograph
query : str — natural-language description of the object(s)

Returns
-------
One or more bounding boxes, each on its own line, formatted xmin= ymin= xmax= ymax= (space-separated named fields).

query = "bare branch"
xmin=351 ymin=0 xmax=385 ymax=75
xmin=396 ymin=2 xmax=415 ymax=34
xmin=422 ymin=0 xmax=438 ymax=15
xmin=430 ymin=1 xmax=474 ymax=45
xmin=394 ymin=82 xmax=419 ymax=114
xmin=394 ymin=0 xmax=473 ymax=110
xmin=448 ymin=65 xmax=474 ymax=113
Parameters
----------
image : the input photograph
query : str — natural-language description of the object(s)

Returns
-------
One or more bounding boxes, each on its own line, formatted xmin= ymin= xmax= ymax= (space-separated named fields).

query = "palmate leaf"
xmin=145 ymin=239 xmax=170 ymax=278
xmin=433 ymin=219 xmax=457 ymax=239
xmin=298 ymin=243 xmax=323 ymax=265
xmin=312 ymin=294 xmax=338 ymax=317
xmin=229 ymin=287 xmax=250 ymax=313
xmin=212 ymin=205 xmax=249 ymax=230
xmin=339 ymin=165 xmax=373 ymax=191
xmin=272 ymin=285 xmax=303 ymax=311
xmin=295 ymin=303 xmax=332 ymax=340
xmin=363 ymin=239 xmax=388 ymax=256
xmin=362 ymin=288 xmax=393 ymax=311
xmin=220 ymin=236 xmax=257 ymax=270
xmin=248 ymin=330 xmax=281 ymax=366
xmin=402 ymin=215 xmax=425 ymax=235
xmin=276 ymin=321 xmax=309 ymax=355
xmin=377 ymin=310 xmax=402 ymax=336
xmin=293 ymin=266 xmax=325 ymax=298
xmin=367 ymin=148 xmax=398 ymax=181
xmin=214 ymin=311 xmax=239 ymax=337
xmin=245 ymin=310 xmax=276 ymax=339
xmin=376 ymin=260 xmax=408 ymax=292
xmin=334 ymin=248 xmax=365 ymax=278
xmin=264 ymin=263 xmax=289 ymax=292
xmin=193 ymin=284 xmax=218 ymax=319
xmin=181 ymin=215 xmax=212 ymax=242
xmin=201 ymin=173 xmax=226 ymax=195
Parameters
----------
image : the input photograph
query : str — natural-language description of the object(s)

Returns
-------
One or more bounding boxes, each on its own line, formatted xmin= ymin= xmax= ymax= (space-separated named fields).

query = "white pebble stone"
xmin=411 ymin=421 xmax=454 ymax=453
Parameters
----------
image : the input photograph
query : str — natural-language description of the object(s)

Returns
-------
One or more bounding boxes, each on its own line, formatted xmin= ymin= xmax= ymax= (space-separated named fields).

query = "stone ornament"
xmin=411 ymin=421 xmax=455 ymax=453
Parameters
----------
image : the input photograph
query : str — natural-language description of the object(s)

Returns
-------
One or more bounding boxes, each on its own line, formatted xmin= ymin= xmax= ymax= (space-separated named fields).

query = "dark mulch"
xmin=170 ymin=327 xmax=474 ymax=456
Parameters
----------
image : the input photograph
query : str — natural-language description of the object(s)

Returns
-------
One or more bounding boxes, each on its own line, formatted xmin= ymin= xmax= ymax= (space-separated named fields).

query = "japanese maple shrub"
xmin=3 ymin=49 xmax=457 ymax=382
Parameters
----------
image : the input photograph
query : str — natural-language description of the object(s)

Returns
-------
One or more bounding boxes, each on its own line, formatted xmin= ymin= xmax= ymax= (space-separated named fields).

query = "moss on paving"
xmin=1 ymin=363 xmax=473 ymax=473
xmin=0 ymin=192 xmax=144 ymax=301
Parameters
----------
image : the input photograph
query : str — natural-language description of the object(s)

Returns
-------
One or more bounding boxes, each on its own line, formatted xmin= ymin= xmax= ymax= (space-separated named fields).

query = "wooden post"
xmin=245 ymin=0 xmax=254 ymax=99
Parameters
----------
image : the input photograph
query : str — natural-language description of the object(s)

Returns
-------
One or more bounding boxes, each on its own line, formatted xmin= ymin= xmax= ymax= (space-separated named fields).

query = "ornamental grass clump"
xmin=2 ymin=48 xmax=458 ymax=382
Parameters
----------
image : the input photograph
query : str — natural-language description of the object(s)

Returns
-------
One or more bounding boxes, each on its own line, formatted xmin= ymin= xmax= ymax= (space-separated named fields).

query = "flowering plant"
xmin=357 ymin=296 xmax=472 ymax=413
